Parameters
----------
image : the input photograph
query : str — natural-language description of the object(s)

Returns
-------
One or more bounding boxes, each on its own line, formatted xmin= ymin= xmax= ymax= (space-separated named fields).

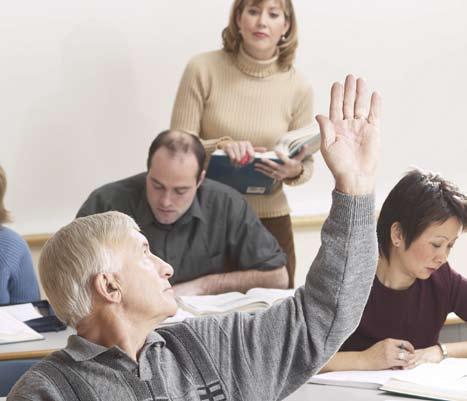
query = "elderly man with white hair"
xmin=8 ymin=75 xmax=381 ymax=401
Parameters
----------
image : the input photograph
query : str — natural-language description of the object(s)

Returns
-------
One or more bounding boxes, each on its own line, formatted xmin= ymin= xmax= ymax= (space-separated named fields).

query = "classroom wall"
xmin=2 ymin=0 xmax=467 ymax=235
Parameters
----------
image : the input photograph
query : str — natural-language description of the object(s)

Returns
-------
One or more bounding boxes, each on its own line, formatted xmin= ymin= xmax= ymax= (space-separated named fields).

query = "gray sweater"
xmin=8 ymin=191 xmax=377 ymax=401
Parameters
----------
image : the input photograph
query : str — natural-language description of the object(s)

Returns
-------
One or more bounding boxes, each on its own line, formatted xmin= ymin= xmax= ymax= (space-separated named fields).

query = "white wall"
xmin=1 ymin=0 xmax=467 ymax=235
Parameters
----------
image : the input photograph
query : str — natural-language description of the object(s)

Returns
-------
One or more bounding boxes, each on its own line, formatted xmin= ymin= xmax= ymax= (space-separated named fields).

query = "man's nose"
xmin=161 ymin=260 xmax=174 ymax=279
xmin=160 ymin=192 xmax=172 ymax=207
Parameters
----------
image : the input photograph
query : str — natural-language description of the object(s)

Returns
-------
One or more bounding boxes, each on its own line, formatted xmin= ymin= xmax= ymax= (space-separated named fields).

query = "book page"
xmin=390 ymin=358 xmax=467 ymax=387
xmin=177 ymin=292 xmax=264 ymax=315
xmin=159 ymin=308 xmax=195 ymax=326
xmin=310 ymin=369 xmax=398 ymax=388
xmin=0 ymin=303 xmax=42 ymax=322
xmin=0 ymin=310 xmax=44 ymax=344
xmin=310 ymin=358 xmax=467 ymax=391
xmin=245 ymin=288 xmax=295 ymax=306
xmin=273 ymin=125 xmax=321 ymax=156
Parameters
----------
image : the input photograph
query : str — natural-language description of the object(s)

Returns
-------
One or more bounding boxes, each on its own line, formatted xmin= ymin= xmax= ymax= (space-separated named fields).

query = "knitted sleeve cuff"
xmin=283 ymin=156 xmax=314 ymax=186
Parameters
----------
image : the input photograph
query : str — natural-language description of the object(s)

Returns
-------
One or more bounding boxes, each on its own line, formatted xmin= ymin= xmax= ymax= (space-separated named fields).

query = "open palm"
xmin=317 ymin=75 xmax=381 ymax=195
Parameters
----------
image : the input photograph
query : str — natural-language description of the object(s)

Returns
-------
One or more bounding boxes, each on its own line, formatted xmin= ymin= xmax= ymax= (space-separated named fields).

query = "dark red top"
xmin=341 ymin=263 xmax=467 ymax=351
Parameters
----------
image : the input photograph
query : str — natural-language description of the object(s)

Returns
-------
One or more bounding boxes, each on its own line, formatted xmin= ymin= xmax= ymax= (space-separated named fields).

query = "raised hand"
xmin=316 ymin=75 xmax=381 ymax=195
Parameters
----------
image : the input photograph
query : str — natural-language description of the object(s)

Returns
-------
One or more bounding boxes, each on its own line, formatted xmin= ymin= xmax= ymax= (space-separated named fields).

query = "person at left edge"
xmin=76 ymin=130 xmax=288 ymax=295
xmin=0 ymin=164 xmax=40 ymax=305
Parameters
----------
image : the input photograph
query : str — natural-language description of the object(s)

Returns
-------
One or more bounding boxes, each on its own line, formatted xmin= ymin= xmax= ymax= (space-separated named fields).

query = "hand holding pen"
xmin=360 ymin=338 xmax=416 ymax=370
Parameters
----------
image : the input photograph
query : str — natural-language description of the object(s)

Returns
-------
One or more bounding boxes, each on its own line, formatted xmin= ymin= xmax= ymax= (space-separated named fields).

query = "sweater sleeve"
xmin=0 ymin=228 xmax=40 ymax=305
xmin=9 ymin=242 xmax=40 ymax=304
xmin=170 ymin=56 xmax=232 ymax=154
xmin=447 ymin=264 xmax=467 ymax=321
xmin=188 ymin=190 xmax=377 ymax=400
xmin=283 ymin=83 xmax=314 ymax=186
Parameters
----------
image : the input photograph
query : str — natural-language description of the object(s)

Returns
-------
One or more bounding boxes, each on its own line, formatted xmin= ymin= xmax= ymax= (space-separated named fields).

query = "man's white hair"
xmin=39 ymin=211 xmax=139 ymax=327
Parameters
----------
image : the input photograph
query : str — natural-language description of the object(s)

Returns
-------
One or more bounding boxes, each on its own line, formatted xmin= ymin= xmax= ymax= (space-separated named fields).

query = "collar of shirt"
xmin=63 ymin=330 xmax=166 ymax=362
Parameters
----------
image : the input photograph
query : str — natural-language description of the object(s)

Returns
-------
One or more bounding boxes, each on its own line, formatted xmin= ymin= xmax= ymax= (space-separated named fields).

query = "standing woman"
xmin=171 ymin=0 xmax=314 ymax=287
xmin=0 ymin=165 xmax=40 ymax=304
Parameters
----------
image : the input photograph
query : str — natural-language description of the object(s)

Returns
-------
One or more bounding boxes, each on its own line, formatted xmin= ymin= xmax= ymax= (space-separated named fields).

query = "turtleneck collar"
xmin=234 ymin=45 xmax=280 ymax=78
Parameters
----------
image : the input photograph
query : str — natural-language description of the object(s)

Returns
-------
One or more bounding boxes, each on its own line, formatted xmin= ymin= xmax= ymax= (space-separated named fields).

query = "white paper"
xmin=0 ymin=303 xmax=42 ymax=322
xmin=310 ymin=358 xmax=467 ymax=390
xmin=0 ymin=310 xmax=43 ymax=344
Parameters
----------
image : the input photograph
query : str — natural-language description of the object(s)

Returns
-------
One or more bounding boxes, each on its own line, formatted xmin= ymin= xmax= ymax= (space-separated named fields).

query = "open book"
xmin=310 ymin=358 xmax=467 ymax=401
xmin=206 ymin=126 xmax=320 ymax=194
xmin=0 ymin=304 xmax=44 ymax=345
xmin=176 ymin=288 xmax=295 ymax=316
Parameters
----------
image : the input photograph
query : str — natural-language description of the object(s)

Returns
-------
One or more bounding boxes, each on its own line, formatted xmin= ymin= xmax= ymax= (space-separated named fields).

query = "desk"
xmin=440 ymin=313 xmax=467 ymax=343
xmin=0 ymin=328 xmax=74 ymax=361
xmin=0 ymin=387 xmax=423 ymax=401
xmin=1 ymin=321 xmax=465 ymax=398
xmin=284 ymin=383 xmax=424 ymax=400
xmin=0 ymin=328 xmax=74 ymax=396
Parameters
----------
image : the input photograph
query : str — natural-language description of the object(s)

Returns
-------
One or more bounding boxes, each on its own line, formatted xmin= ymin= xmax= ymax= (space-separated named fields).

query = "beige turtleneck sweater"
xmin=170 ymin=47 xmax=314 ymax=218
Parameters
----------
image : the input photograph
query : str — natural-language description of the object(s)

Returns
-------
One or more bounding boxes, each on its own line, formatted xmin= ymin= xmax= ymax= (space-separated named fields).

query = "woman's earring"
xmin=281 ymin=34 xmax=287 ymax=42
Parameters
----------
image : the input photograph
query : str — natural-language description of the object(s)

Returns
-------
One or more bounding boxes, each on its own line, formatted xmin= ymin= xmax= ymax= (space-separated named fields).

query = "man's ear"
xmin=197 ymin=170 xmax=206 ymax=188
xmin=93 ymin=273 xmax=122 ymax=304
xmin=390 ymin=222 xmax=404 ymax=248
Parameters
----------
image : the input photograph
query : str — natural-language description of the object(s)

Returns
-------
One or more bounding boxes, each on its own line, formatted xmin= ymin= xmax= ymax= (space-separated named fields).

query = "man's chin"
xmin=155 ymin=214 xmax=178 ymax=225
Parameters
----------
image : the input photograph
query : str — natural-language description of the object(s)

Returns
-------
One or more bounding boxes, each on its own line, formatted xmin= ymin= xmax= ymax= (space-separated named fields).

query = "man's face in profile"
xmin=118 ymin=228 xmax=177 ymax=320
xmin=146 ymin=147 xmax=201 ymax=225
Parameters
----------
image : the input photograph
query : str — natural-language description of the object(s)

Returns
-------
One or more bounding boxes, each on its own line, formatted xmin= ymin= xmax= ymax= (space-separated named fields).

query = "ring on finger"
xmin=398 ymin=351 xmax=405 ymax=361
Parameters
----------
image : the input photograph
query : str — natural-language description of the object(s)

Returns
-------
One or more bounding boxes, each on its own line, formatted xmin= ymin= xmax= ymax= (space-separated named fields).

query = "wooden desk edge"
xmin=0 ymin=348 xmax=58 ymax=361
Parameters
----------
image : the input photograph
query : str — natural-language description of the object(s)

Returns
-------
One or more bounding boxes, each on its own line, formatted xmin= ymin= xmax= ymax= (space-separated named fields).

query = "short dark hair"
xmin=377 ymin=169 xmax=467 ymax=261
xmin=146 ymin=130 xmax=206 ymax=181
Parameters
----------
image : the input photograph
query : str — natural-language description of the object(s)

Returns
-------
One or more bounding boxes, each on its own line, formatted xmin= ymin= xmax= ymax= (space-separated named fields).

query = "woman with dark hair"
xmin=171 ymin=0 xmax=314 ymax=287
xmin=322 ymin=169 xmax=467 ymax=372
xmin=0 ymin=165 xmax=40 ymax=304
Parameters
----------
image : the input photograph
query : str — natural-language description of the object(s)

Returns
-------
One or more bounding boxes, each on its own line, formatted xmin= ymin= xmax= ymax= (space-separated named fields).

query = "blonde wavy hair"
xmin=222 ymin=0 xmax=298 ymax=71
xmin=0 ymin=165 xmax=11 ymax=224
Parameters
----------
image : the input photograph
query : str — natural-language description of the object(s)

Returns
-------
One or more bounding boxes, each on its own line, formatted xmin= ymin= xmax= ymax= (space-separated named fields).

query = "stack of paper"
xmin=0 ymin=303 xmax=44 ymax=345
xmin=310 ymin=358 xmax=467 ymax=401
xmin=176 ymin=288 xmax=294 ymax=316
